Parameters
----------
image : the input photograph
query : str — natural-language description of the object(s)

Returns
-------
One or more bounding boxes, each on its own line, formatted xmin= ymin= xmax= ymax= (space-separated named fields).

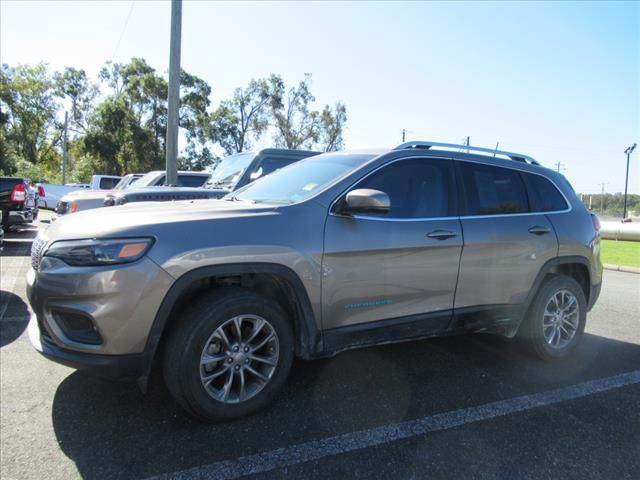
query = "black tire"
xmin=519 ymin=275 xmax=587 ymax=361
xmin=163 ymin=287 xmax=294 ymax=422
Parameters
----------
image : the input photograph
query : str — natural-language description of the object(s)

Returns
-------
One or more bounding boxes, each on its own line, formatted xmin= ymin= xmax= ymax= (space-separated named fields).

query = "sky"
xmin=1 ymin=0 xmax=638 ymax=194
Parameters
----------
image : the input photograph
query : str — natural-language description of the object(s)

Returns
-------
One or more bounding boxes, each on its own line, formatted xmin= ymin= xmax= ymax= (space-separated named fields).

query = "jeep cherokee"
xmin=27 ymin=141 xmax=602 ymax=421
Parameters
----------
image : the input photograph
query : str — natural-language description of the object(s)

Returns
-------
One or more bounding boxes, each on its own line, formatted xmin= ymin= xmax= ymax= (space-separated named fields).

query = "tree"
xmin=180 ymin=70 xmax=214 ymax=169
xmin=0 ymin=63 xmax=62 ymax=177
xmin=55 ymin=67 xmax=98 ymax=133
xmin=210 ymin=77 xmax=271 ymax=155
xmin=269 ymin=74 xmax=321 ymax=150
xmin=319 ymin=102 xmax=347 ymax=152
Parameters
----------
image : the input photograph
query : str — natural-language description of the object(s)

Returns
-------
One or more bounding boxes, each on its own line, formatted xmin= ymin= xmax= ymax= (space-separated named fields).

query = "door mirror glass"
xmin=249 ymin=167 xmax=263 ymax=181
xmin=342 ymin=189 xmax=390 ymax=214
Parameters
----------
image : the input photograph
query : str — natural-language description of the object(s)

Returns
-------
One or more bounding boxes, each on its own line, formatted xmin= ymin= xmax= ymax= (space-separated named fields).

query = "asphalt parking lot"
xmin=1 ymin=211 xmax=639 ymax=480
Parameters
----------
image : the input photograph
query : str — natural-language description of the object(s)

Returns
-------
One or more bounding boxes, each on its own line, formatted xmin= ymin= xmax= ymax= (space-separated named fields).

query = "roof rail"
xmin=394 ymin=141 xmax=540 ymax=166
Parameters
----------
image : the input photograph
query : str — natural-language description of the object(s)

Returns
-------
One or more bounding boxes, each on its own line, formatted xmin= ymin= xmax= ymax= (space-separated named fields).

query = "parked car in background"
xmin=54 ymin=173 xmax=144 ymax=217
xmin=104 ymin=170 xmax=212 ymax=206
xmin=38 ymin=175 xmax=120 ymax=209
xmin=26 ymin=140 xmax=602 ymax=422
xmin=0 ymin=177 xmax=42 ymax=229
xmin=108 ymin=149 xmax=319 ymax=206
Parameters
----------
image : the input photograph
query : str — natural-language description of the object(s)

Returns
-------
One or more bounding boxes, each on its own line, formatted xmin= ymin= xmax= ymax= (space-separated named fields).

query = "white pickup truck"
xmin=38 ymin=174 xmax=121 ymax=209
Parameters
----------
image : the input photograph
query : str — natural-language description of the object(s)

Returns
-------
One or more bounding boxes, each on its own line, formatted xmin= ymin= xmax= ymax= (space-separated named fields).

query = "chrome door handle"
xmin=426 ymin=230 xmax=457 ymax=240
xmin=528 ymin=226 xmax=551 ymax=235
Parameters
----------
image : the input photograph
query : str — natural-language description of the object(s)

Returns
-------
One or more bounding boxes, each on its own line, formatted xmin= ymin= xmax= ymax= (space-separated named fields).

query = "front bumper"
xmin=28 ymin=314 xmax=147 ymax=382
xmin=26 ymin=254 xmax=174 ymax=356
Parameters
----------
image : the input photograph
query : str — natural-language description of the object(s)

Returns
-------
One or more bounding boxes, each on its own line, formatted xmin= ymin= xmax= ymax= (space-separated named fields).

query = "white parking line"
xmin=147 ymin=369 xmax=640 ymax=480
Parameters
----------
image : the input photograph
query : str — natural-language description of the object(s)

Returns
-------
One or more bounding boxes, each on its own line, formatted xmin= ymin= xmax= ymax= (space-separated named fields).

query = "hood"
xmin=116 ymin=186 xmax=230 ymax=196
xmin=42 ymin=198 xmax=277 ymax=241
xmin=61 ymin=190 xmax=109 ymax=201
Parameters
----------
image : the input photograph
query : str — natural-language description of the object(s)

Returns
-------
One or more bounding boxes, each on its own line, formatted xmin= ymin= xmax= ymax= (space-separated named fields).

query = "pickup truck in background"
xmin=38 ymin=174 xmax=121 ymax=209
xmin=57 ymin=171 xmax=210 ymax=216
xmin=103 ymin=170 xmax=211 ymax=206
xmin=54 ymin=173 xmax=143 ymax=217
xmin=0 ymin=177 xmax=43 ymax=230
xmin=108 ymin=149 xmax=319 ymax=206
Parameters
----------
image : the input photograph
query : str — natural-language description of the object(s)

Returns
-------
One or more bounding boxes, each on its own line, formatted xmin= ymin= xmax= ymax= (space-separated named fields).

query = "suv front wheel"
xmin=520 ymin=275 xmax=587 ymax=361
xmin=163 ymin=288 xmax=294 ymax=422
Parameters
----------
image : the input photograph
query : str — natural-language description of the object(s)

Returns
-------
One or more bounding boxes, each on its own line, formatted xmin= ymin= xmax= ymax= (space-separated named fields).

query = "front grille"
xmin=31 ymin=236 xmax=47 ymax=271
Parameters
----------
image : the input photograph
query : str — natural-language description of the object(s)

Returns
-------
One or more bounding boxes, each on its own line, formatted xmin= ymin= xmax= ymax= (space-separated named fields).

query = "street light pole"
xmin=622 ymin=143 xmax=637 ymax=220
xmin=165 ymin=0 xmax=182 ymax=186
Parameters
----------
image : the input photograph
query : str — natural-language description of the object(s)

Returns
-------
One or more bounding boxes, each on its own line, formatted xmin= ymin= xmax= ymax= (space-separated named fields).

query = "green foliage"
xmin=211 ymin=77 xmax=271 ymax=155
xmin=0 ymin=63 xmax=62 ymax=171
xmin=269 ymin=74 xmax=347 ymax=152
xmin=55 ymin=67 xmax=97 ymax=132
xmin=1 ymin=60 xmax=348 ymax=182
xmin=270 ymin=74 xmax=320 ymax=150
xmin=580 ymin=193 xmax=640 ymax=219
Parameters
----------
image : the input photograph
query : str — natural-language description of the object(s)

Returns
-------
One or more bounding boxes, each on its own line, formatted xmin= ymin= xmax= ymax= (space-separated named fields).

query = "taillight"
xmin=37 ymin=185 xmax=45 ymax=197
xmin=11 ymin=183 xmax=27 ymax=202
xmin=591 ymin=213 xmax=601 ymax=232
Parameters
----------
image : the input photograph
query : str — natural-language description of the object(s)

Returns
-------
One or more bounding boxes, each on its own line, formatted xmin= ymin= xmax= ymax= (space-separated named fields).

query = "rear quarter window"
xmin=523 ymin=173 xmax=568 ymax=212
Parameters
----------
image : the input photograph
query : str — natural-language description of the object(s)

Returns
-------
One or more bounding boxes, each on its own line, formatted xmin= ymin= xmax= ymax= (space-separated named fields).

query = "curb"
xmin=603 ymin=264 xmax=640 ymax=275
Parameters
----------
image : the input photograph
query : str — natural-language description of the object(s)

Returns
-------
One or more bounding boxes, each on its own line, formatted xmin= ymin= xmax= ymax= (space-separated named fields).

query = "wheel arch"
xmin=523 ymin=255 xmax=593 ymax=320
xmin=139 ymin=263 xmax=322 ymax=388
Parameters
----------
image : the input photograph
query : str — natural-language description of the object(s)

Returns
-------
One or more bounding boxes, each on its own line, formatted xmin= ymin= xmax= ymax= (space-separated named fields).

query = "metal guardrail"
xmin=600 ymin=222 xmax=640 ymax=241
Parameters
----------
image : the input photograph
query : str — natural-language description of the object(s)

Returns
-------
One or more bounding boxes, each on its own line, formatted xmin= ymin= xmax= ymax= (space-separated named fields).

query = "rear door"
xmin=322 ymin=156 xmax=462 ymax=332
xmin=453 ymin=161 xmax=558 ymax=323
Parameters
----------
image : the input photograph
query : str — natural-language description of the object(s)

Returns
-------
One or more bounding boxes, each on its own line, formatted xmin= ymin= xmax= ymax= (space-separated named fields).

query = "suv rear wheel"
xmin=520 ymin=275 xmax=587 ymax=361
xmin=163 ymin=288 xmax=294 ymax=422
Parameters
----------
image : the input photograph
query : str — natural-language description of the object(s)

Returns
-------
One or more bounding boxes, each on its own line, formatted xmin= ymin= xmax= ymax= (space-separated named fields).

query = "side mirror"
xmin=249 ymin=167 xmax=263 ymax=181
xmin=341 ymin=189 xmax=390 ymax=215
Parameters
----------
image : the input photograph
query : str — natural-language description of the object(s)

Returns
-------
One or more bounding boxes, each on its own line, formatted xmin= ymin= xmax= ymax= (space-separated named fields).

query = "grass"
xmin=600 ymin=239 xmax=640 ymax=268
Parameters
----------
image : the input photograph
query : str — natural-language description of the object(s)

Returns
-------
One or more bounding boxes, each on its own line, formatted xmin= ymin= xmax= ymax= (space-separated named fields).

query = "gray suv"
xmin=27 ymin=141 xmax=602 ymax=421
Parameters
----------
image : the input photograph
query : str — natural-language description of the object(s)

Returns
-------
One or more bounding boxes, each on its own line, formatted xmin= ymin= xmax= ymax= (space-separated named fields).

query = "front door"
xmin=321 ymin=157 xmax=462 ymax=334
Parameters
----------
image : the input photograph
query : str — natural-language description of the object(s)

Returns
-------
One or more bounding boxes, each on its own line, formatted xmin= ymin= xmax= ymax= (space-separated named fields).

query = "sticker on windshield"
xmin=302 ymin=183 xmax=318 ymax=191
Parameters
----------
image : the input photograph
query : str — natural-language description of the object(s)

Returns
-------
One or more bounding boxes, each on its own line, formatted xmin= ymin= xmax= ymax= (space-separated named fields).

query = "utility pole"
xmin=555 ymin=161 xmax=565 ymax=173
xmin=599 ymin=182 xmax=607 ymax=214
xmin=623 ymin=143 xmax=637 ymax=220
xmin=62 ymin=111 xmax=69 ymax=185
xmin=402 ymin=129 xmax=405 ymax=142
xmin=165 ymin=0 xmax=182 ymax=186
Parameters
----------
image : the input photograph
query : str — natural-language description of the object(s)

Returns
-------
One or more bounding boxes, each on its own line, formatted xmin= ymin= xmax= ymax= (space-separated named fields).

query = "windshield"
xmin=112 ymin=175 xmax=140 ymax=191
xmin=233 ymin=153 xmax=374 ymax=205
xmin=133 ymin=172 xmax=164 ymax=188
xmin=205 ymin=152 xmax=256 ymax=189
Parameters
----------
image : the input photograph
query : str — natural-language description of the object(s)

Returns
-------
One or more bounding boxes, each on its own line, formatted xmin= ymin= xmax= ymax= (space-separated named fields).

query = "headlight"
xmin=44 ymin=238 xmax=154 ymax=266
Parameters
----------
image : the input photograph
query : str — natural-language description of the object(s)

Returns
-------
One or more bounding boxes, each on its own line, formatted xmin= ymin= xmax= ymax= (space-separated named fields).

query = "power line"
xmin=111 ymin=1 xmax=135 ymax=62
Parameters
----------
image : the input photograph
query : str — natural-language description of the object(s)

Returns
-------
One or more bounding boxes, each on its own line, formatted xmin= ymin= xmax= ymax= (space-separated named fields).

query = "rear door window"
xmin=522 ymin=173 xmax=568 ymax=212
xmin=460 ymin=163 xmax=529 ymax=215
